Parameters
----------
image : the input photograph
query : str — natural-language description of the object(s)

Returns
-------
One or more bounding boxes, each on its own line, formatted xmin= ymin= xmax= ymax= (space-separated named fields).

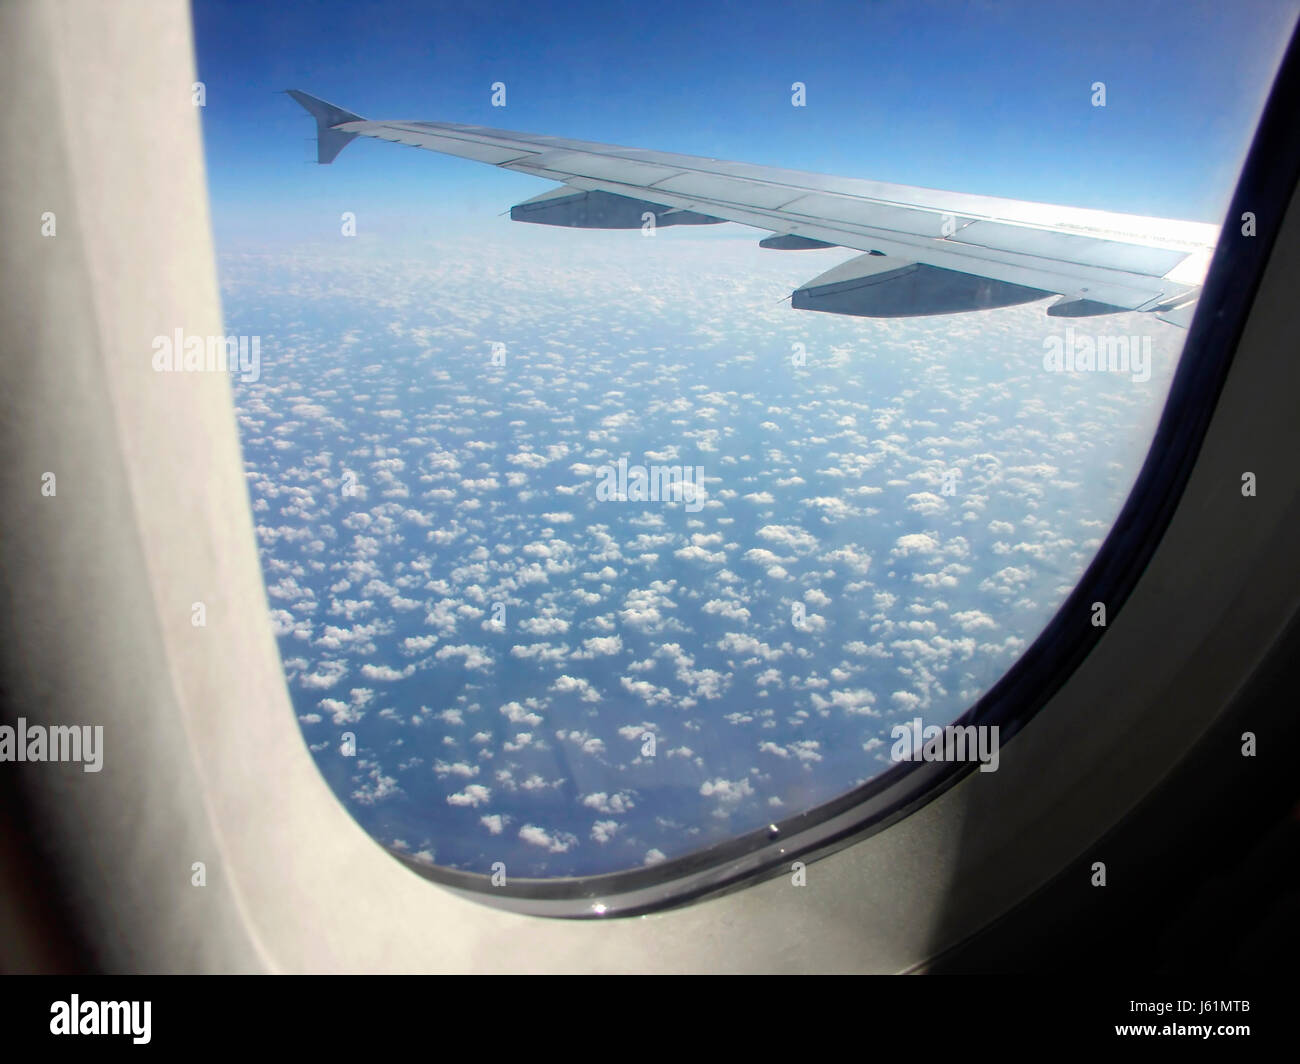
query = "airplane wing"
xmin=287 ymin=90 xmax=1217 ymax=327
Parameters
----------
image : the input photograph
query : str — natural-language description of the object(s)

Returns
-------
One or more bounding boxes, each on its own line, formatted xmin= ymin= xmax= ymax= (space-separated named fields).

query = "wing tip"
xmin=286 ymin=89 xmax=365 ymax=164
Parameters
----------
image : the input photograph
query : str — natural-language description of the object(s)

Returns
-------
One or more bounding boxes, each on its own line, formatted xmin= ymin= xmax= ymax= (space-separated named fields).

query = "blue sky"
xmin=194 ymin=0 xmax=1297 ymax=244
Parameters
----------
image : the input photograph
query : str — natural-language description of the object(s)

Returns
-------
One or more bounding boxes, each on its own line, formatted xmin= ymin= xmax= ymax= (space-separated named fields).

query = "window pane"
xmin=196 ymin=0 xmax=1298 ymax=878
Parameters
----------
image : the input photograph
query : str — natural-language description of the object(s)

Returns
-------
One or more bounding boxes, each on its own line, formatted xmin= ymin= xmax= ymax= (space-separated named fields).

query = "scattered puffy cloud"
xmin=241 ymin=241 xmax=1178 ymax=877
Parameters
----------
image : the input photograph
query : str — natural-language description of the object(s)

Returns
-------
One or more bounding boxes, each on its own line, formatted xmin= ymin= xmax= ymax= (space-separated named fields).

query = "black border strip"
xmin=389 ymin=17 xmax=1300 ymax=917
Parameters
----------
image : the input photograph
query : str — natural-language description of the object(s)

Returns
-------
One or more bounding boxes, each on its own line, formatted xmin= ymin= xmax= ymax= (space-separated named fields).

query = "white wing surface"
xmin=288 ymin=90 xmax=1217 ymax=326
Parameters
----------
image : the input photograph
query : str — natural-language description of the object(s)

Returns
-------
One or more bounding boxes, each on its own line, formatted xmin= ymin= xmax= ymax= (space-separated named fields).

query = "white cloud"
xmin=553 ymin=674 xmax=600 ymax=702
xmin=447 ymin=784 xmax=491 ymax=808
xmin=434 ymin=644 xmax=493 ymax=670
xmin=518 ymin=824 xmax=577 ymax=853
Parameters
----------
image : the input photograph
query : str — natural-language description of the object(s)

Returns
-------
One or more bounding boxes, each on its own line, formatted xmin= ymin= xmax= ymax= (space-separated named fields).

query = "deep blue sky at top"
xmin=192 ymin=0 xmax=1298 ymax=243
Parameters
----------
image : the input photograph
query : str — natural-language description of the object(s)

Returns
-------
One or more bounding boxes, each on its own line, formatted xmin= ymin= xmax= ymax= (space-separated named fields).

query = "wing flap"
xmin=948 ymin=221 xmax=1191 ymax=276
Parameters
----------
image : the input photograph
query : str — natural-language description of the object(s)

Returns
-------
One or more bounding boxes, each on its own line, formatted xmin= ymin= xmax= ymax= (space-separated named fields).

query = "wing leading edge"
xmin=288 ymin=90 xmax=1217 ymax=327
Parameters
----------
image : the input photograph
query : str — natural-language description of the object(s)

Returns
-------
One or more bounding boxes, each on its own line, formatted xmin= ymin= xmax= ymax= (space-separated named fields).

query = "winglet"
xmin=286 ymin=90 xmax=365 ymax=164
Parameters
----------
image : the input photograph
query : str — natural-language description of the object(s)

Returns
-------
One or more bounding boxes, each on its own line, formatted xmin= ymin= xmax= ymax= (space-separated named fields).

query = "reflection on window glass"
xmin=196 ymin=0 xmax=1297 ymax=876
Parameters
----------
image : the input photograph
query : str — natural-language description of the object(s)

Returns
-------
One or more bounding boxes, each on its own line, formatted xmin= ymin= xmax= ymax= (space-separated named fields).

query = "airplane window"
xmin=194 ymin=0 xmax=1298 ymax=888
